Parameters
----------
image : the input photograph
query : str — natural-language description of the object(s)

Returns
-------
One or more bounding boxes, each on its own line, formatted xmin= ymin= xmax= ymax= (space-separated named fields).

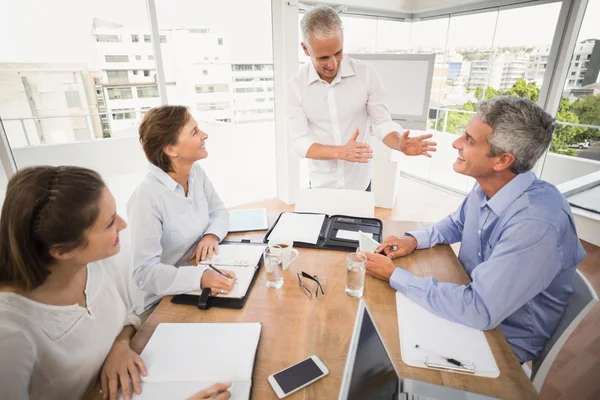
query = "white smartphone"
xmin=267 ymin=355 xmax=329 ymax=399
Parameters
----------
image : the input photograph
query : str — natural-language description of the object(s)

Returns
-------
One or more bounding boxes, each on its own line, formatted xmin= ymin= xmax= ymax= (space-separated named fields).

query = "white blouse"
xmin=127 ymin=162 xmax=229 ymax=309
xmin=0 ymin=255 xmax=143 ymax=400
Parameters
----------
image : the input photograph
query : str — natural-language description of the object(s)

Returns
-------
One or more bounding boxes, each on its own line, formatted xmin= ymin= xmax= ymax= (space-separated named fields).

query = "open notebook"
xmin=132 ymin=323 xmax=262 ymax=400
xmin=396 ymin=292 xmax=500 ymax=378
xmin=190 ymin=244 xmax=265 ymax=299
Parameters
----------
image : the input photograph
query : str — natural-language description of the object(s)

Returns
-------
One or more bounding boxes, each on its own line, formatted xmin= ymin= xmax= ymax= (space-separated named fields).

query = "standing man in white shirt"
xmin=289 ymin=5 xmax=437 ymax=190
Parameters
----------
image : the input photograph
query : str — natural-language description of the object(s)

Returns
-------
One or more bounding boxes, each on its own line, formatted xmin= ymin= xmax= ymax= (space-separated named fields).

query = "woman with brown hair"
xmin=127 ymin=106 xmax=235 ymax=311
xmin=0 ymin=166 xmax=231 ymax=400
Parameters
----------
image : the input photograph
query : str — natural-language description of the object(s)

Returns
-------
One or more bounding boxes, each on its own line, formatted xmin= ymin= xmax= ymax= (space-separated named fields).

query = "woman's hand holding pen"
xmin=201 ymin=270 xmax=236 ymax=296
xmin=191 ymin=234 xmax=220 ymax=264
xmin=375 ymin=235 xmax=418 ymax=259
xmin=187 ymin=382 xmax=232 ymax=399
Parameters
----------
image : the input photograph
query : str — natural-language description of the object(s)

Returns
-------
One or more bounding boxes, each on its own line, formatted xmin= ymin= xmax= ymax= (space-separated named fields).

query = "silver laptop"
xmin=338 ymin=300 xmax=498 ymax=400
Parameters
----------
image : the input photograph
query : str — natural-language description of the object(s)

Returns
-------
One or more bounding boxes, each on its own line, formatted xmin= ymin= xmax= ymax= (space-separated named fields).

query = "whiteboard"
xmin=350 ymin=53 xmax=435 ymax=123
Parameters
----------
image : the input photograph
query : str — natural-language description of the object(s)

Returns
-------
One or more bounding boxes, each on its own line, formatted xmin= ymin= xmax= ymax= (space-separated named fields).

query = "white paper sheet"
xmin=228 ymin=208 xmax=269 ymax=232
xmin=358 ymin=231 xmax=380 ymax=253
xmin=336 ymin=230 xmax=372 ymax=241
xmin=140 ymin=323 xmax=261 ymax=385
xmin=188 ymin=266 xmax=256 ymax=299
xmin=199 ymin=244 xmax=265 ymax=267
xmin=269 ymin=212 xmax=326 ymax=244
xmin=396 ymin=293 xmax=500 ymax=378
xmin=132 ymin=381 xmax=250 ymax=400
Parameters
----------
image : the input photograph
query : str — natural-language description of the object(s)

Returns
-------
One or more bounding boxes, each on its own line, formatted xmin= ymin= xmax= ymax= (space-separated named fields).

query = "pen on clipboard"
xmin=415 ymin=344 xmax=475 ymax=372
xmin=207 ymin=264 xmax=239 ymax=285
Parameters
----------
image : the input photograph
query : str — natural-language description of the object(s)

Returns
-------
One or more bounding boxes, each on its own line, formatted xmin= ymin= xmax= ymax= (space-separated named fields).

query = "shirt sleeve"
xmin=201 ymin=169 xmax=229 ymax=241
xmin=389 ymin=219 xmax=562 ymax=331
xmin=406 ymin=194 xmax=469 ymax=249
xmin=287 ymin=79 xmax=315 ymax=157
xmin=0 ymin=322 xmax=36 ymax=399
xmin=127 ymin=190 xmax=208 ymax=302
xmin=365 ymin=65 xmax=404 ymax=141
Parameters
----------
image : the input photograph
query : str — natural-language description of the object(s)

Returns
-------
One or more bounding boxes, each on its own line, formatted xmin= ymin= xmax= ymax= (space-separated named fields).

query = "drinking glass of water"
xmin=264 ymin=245 xmax=284 ymax=289
xmin=346 ymin=252 xmax=367 ymax=298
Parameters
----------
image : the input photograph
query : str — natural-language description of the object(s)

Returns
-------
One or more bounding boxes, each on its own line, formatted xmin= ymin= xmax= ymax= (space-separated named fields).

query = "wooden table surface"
xmin=124 ymin=200 xmax=538 ymax=400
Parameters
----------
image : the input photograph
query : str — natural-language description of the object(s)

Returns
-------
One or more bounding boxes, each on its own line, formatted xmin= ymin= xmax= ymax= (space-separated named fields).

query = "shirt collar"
xmin=477 ymin=171 xmax=536 ymax=215
xmin=307 ymin=57 xmax=356 ymax=86
xmin=148 ymin=163 xmax=183 ymax=193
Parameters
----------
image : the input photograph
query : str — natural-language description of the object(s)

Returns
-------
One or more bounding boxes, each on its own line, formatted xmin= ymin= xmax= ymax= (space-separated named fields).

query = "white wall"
xmin=10 ymin=122 xmax=278 ymax=217
xmin=541 ymin=152 xmax=600 ymax=186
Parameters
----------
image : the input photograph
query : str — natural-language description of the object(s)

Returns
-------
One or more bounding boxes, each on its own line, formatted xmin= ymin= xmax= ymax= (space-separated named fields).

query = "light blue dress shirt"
xmin=390 ymin=171 xmax=586 ymax=362
xmin=127 ymin=162 xmax=229 ymax=309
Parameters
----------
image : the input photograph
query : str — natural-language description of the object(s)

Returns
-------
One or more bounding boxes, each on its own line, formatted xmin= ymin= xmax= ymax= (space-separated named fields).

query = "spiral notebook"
xmin=189 ymin=244 xmax=266 ymax=299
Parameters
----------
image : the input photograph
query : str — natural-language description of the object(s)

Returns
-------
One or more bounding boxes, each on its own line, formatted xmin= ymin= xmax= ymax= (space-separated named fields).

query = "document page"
xmin=140 ymin=323 xmax=262 ymax=383
xmin=199 ymin=244 xmax=265 ymax=267
xmin=269 ymin=212 xmax=326 ymax=244
xmin=188 ymin=266 xmax=256 ymax=299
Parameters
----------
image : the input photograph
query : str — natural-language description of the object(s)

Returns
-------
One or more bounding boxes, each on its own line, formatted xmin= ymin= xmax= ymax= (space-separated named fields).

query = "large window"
xmin=540 ymin=0 xmax=600 ymax=196
xmin=0 ymin=0 xmax=154 ymax=215
xmin=421 ymin=3 xmax=561 ymax=193
xmin=154 ymin=0 xmax=277 ymax=206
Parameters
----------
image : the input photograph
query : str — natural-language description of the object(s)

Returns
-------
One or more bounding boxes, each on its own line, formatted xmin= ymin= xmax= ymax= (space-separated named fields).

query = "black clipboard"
xmin=263 ymin=212 xmax=383 ymax=252
xmin=171 ymin=241 xmax=264 ymax=310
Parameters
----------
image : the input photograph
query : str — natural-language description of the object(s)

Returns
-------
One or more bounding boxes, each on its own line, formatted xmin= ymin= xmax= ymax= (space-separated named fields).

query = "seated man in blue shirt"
xmin=365 ymin=95 xmax=586 ymax=363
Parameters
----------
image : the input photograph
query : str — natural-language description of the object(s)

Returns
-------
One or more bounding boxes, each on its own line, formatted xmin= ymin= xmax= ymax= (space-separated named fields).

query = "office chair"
xmin=530 ymin=269 xmax=598 ymax=392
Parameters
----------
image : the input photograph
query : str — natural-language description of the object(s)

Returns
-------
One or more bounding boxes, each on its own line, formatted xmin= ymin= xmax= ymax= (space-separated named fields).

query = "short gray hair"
xmin=477 ymin=96 xmax=555 ymax=174
xmin=301 ymin=5 xmax=343 ymax=46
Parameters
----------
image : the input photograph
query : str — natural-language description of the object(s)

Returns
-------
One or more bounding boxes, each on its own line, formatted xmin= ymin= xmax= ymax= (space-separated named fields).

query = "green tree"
xmin=504 ymin=78 xmax=539 ymax=102
xmin=550 ymin=98 xmax=583 ymax=156
xmin=570 ymin=94 xmax=600 ymax=142
xmin=474 ymin=86 xmax=484 ymax=101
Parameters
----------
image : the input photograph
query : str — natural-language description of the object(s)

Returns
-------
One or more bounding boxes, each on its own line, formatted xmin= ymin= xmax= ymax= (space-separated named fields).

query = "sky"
xmin=1 ymin=0 xmax=599 ymax=64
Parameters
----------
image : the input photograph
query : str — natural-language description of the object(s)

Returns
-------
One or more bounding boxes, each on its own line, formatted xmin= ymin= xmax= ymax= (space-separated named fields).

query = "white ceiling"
xmin=301 ymin=0 xmax=516 ymax=14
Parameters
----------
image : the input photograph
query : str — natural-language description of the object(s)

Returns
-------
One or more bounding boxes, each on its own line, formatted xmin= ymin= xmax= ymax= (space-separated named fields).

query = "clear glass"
xmin=541 ymin=0 xmax=600 ymax=194
xmin=346 ymin=252 xmax=367 ymax=298
xmin=263 ymin=245 xmax=284 ymax=289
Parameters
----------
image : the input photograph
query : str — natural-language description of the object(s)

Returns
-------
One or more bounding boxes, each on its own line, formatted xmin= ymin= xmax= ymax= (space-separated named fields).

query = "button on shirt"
xmin=287 ymin=57 xmax=402 ymax=190
xmin=390 ymin=171 xmax=586 ymax=362
xmin=127 ymin=162 xmax=229 ymax=309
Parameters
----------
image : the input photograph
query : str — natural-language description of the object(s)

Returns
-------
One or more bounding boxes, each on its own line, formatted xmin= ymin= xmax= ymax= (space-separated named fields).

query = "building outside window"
xmin=131 ymin=34 xmax=139 ymax=43
xmin=105 ymin=55 xmax=129 ymax=63
xmin=107 ymin=87 xmax=133 ymax=100
xmin=107 ymin=70 xmax=129 ymax=84
xmin=111 ymin=108 xmax=136 ymax=120
xmin=136 ymin=86 xmax=159 ymax=98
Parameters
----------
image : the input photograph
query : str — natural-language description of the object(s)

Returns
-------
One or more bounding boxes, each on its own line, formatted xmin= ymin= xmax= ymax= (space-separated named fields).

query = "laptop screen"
xmin=347 ymin=307 xmax=400 ymax=400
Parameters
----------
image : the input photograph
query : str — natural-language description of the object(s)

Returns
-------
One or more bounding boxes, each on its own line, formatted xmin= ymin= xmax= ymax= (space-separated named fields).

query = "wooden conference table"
xmin=120 ymin=200 xmax=538 ymax=399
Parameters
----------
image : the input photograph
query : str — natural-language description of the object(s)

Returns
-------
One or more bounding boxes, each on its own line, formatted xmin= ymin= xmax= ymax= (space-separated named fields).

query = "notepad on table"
xmin=132 ymin=322 xmax=261 ymax=400
xmin=191 ymin=244 xmax=266 ymax=299
xmin=396 ymin=292 xmax=500 ymax=378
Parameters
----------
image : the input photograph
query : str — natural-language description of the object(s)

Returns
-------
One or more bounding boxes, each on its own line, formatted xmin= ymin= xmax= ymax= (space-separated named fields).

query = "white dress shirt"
xmin=287 ymin=57 xmax=403 ymax=190
xmin=0 ymin=255 xmax=143 ymax=400
xmin=127 ymin=162 xmax=229 ymax=309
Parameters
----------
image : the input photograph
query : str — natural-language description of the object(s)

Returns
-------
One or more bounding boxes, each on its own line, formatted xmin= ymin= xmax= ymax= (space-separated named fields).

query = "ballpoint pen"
xmin=415 ymin=344 xmax=474 ymax=370
xmin=207 ymin=264 xmax=239 ymax=285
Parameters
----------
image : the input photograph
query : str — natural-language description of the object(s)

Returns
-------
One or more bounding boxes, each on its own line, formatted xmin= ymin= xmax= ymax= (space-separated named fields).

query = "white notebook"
xmin=132 ymin=322 xmax=262 ymax=400
xmin=192 ymin=244 xmax=266 ymax=299
xmin=396 ymin=292 xmax=500 ymax=378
